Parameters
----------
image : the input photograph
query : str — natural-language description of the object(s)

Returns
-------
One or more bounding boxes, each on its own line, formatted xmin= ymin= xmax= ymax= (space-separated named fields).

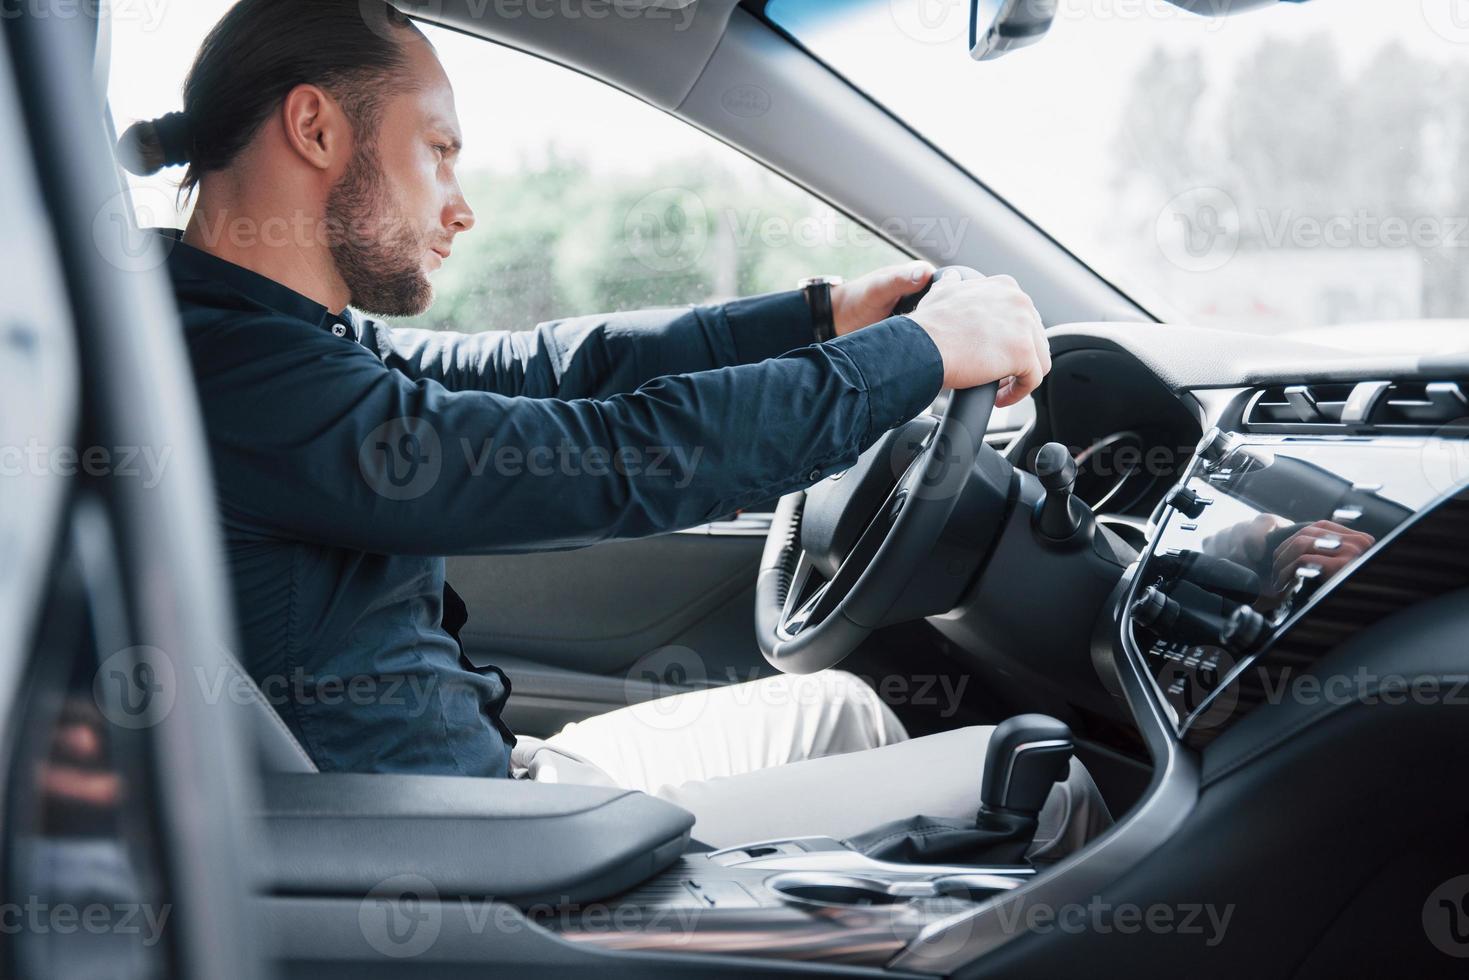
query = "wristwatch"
xmin=797 ymin=275 xmax=843 ymax=343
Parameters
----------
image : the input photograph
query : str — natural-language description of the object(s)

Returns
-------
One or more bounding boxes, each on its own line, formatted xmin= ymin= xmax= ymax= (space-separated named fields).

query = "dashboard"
xmin=1037 ymin=325 xmax=1469 ymax=753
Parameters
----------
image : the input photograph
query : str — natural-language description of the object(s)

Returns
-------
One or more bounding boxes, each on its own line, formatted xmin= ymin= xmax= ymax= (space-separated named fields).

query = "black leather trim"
xmin=1202 ymin=586 xmax=1469 ymax=786
xmin=257 ymin=773 xmax=695 ymax=907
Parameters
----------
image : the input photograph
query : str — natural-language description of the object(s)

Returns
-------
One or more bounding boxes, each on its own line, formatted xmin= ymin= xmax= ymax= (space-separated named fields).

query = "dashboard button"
xmin=1166 ymin=486 xmax=1213 ymax=519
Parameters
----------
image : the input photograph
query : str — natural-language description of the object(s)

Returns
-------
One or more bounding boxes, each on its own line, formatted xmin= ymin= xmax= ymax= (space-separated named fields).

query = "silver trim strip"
xmin=673 ymin=511 xmax=775 ymax=537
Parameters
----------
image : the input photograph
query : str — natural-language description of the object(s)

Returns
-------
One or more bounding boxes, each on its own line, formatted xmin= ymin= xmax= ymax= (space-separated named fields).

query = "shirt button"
xmin=331 ymin=323 xmax=347 ymax=338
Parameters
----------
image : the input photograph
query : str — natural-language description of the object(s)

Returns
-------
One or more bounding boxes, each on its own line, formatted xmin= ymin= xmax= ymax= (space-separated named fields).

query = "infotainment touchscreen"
xmin=1128 ymin=428 xmax=1466 ymax=733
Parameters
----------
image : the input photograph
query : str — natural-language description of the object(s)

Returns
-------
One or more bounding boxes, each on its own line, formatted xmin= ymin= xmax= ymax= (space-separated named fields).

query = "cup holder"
xmin=765 ymin=872 xmax=914 ymax=908
xmin=766 ymin=871 xmax=1018 ymax=909
xmin=930 ymin=873 xmax=1017 ymax=903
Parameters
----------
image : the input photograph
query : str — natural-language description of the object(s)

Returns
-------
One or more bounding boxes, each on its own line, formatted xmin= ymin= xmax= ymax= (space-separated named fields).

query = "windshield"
xmin=768 ymin=0 xmax=1469 ymax=337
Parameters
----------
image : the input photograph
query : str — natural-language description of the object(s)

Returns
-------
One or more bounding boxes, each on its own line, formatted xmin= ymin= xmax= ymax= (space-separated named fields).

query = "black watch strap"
xmin=798 ymin=276 xmax=841 ymax=343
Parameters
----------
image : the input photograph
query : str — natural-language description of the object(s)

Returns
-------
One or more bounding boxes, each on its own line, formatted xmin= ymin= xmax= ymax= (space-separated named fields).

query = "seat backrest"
xmin=218 ymin=647 xmax=319 ymax=772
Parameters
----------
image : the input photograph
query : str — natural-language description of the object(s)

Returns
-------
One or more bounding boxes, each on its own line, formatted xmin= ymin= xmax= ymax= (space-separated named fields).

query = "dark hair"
xmin=116 ymin=0 xmax=424 ymax=193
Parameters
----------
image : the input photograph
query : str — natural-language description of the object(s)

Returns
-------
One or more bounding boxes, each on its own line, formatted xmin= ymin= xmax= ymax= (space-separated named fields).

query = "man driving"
xmin=119 ymin=0 xmax=1106 ymax=855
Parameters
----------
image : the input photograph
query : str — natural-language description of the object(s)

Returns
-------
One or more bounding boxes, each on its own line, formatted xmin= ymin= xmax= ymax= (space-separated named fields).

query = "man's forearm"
xmin=367 ymin=290 xmax=817 ymax=400
xmin=215 ymin=312 xmax=943 ymax=557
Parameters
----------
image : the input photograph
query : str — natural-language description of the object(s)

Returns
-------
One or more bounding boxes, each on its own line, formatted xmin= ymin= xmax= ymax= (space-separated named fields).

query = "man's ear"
xmin=279 ymin=84 xmax=348 ymax=173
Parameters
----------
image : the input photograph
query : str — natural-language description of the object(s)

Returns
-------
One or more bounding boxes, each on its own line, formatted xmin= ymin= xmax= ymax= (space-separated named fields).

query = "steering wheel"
xmin=755 ymin=267 xmax=999 ymax=674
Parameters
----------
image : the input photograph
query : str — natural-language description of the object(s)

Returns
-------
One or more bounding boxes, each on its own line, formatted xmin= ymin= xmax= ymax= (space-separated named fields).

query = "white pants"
xmin=511 ymin=670 xmax=1110 ymax=857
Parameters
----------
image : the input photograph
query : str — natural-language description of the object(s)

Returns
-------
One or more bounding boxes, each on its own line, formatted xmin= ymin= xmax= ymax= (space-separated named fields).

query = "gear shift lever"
xmin=979 ymin=713 xmax=1074 ymax=818
xmin=845 ymin=713 xmax=1075 ymax=867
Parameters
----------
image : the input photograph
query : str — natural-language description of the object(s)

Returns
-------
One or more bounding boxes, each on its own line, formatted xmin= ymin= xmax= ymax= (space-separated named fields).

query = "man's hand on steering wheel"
xmin=903 ymin=268 xmax=1051 ymax=405
xmin=756 ymin=265 xmax=1052 ymax=675
xmin=830 ymin=260 xmax=936 ymax=337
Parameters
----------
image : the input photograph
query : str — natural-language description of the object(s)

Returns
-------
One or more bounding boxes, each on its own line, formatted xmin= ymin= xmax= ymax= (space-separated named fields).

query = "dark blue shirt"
xmin=167 ymin=236 xmax=943 ymax=777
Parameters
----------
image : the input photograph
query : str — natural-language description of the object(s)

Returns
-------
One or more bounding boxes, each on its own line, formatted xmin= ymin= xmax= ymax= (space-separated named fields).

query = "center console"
xmin=545 ymin=837 xmax=1029 ymax=965
xmin=1123 ymin=382 xmax=1469 ymax=747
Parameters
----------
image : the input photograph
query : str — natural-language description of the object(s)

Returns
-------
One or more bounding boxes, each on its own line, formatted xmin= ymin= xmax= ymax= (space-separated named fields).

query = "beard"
xmin=324 ymin=142 xmax=434 ymax=318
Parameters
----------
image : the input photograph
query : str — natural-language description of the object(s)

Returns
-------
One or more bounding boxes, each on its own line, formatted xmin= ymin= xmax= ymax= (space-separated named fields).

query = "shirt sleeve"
xmin=365 ymin=290 xmax=817 ymax=399
xmin=192 ymin=312 xmax=943 ymax=556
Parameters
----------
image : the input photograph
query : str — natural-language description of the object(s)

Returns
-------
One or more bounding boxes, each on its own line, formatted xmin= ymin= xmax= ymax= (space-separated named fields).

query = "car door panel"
xmin=448 ymin=527 xmax=775 ymax=735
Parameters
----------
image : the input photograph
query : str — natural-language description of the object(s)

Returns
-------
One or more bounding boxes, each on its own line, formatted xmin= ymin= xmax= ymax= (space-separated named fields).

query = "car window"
xmin=107 ymin=11 xmax=910 ymax=333
xmin=769 ymin=0 xmax=1468 ymax=336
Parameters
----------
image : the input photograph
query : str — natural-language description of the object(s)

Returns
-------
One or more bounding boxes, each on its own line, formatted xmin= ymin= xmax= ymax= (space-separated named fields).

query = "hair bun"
xmin=116 ymin=111 xmax=192 ymax=176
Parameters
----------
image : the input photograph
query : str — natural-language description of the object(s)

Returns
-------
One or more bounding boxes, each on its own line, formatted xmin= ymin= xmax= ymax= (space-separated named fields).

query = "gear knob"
xmin=979 ymin=714 xmax=1074 ymax=817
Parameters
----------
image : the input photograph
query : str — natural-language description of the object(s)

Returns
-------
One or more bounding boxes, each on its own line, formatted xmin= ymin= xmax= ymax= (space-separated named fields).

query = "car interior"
xmin=4 ymin=0 xmax=1469 ymax=977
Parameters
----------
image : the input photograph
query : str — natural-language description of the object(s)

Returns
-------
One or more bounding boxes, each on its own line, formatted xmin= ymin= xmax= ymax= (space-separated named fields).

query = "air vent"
xmin=1243 ymin=383 xmax=1356 ymax=427
xmin=1243 ymin=380 xmax=1469 ymax=432
xmin=1368 ymin=382 xmax=1469 ymax=429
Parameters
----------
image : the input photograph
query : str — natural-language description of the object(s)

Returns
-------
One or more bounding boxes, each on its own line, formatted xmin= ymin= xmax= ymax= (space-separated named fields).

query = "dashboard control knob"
xmin=1196 ymin=427 xmax=1237 ymax=465
xmin=1221 ymin=604 xmax=1267 ymax=654
xmin=1131 ymin=584 xmax=1170 ymax=628
xmin=1166 ymin=485 xmax=1212 ymax=519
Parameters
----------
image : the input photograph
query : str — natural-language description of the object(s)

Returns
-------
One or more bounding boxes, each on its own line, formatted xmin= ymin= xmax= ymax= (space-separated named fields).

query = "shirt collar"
xmin=156 ymin=227 xmax=360 ymax=340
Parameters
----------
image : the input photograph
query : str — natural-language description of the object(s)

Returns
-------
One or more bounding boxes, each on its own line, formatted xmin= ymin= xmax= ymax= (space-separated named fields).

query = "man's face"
xmin=325 ymin=37 xmax=474 ymax=317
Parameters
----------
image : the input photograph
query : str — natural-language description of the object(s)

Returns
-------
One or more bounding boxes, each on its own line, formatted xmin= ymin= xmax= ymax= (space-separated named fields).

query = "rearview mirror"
xmin=969 ymin=0 xmax=1058 ymax=61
